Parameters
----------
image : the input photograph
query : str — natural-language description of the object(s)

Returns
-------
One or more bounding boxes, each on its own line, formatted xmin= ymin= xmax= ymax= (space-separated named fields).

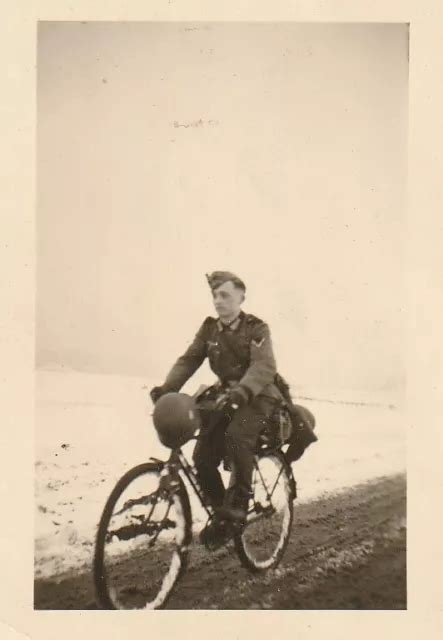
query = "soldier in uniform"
xmin=150 ymin=271 xmax=316 ymax=530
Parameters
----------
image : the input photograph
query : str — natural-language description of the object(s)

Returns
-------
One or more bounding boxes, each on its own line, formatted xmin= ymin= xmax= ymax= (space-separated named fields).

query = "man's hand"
xmin=226 ymin=385 xmax=250 ymax=411
xmin=150 ymin=385 xmax=165 ymax=404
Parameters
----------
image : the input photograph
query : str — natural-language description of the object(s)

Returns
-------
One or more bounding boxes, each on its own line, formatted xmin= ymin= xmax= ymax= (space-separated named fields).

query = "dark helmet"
xmin=152 ymin=392 xmax=201 ymax=449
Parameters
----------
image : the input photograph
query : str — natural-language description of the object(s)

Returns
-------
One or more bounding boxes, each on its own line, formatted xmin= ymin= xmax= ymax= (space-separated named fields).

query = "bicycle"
xmin=93 ymin=389 xmax=297 ymax=610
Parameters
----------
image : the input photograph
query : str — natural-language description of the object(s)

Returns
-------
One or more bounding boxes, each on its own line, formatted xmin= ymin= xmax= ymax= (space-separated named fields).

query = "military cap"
xmin=205 ymin=271 xmax=246 ymax=292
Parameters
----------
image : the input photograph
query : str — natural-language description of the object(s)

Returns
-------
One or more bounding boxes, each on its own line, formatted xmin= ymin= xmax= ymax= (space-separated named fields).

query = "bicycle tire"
xmin=234 ymin=451 xmax=294 ymax=572
xmin=94 ymin=462 xmax=192 ymax=609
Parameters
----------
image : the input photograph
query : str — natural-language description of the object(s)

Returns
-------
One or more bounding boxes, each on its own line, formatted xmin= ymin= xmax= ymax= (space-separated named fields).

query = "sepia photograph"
xmin=35 ymin=21 xmax=407 ymax=610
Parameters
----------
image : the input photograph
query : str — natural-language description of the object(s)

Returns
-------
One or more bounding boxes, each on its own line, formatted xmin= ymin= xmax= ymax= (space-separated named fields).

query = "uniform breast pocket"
xmin=206 ymin=340 xmax=220 ymax=360
xmin=232 ymin=336 xmax=250 ymax=361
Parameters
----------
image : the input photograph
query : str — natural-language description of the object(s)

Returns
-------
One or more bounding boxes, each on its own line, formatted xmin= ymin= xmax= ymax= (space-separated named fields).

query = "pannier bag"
xmin=285 ymin=404 xmax=318 ymax=463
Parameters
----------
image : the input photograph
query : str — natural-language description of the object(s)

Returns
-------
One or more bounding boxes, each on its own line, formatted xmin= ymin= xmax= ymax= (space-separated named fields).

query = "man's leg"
xmin=193 ymin=413 xmax=227 ymax=509
xmin=222 ymin=397 xmax=276 ymax=520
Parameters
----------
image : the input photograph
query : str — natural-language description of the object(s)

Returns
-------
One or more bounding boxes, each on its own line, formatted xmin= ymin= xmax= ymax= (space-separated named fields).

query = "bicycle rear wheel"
xmin=94 ymin=462 xmax=192 ymax=609
xmin=234 ymin=451 xmax=293 ymax=572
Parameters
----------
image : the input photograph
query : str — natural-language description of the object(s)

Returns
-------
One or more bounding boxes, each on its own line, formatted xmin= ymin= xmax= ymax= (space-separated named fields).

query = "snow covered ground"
xmin=34 ymin=369 xmax=405 ymax=579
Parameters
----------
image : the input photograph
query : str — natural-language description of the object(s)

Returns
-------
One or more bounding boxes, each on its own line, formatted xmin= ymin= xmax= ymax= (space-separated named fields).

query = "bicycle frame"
xmin=177 ymin=448 xmax=215 ymax=517
xmin=95 ymin=397 xmax=298 ymax=610
xmin=152 ymin=444 xmax=215 ymax=520
xmin=153 ymin=430 xmax=292 ymax=526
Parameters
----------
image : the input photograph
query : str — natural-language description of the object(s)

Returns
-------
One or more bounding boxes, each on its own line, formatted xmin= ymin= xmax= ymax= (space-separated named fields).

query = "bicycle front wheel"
xmin=235 ymin=451 xmax=294 ymax=572
xmin=94 ymin=462 xmax=192 ymax=609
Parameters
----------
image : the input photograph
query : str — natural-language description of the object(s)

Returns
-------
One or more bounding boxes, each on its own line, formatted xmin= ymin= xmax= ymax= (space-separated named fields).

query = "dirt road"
xmin=34 ymin=473 xmax=406 ymax=610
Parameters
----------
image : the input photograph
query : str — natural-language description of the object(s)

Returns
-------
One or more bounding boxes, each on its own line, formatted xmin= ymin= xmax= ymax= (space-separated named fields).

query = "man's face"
xmin=211 ymin=280 xmax=245 ymax=319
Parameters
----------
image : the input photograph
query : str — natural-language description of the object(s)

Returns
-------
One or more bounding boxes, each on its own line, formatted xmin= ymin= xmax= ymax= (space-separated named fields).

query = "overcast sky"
xmin=37 ymin=22 xmax=408 ymax=395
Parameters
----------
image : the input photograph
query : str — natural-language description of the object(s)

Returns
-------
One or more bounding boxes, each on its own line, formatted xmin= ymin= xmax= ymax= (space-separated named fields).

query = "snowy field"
xmin=34 ymin=368 xmax=405 ymax=579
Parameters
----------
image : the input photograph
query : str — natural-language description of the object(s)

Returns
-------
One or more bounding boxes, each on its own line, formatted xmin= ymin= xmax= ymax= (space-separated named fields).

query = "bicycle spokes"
xmin=236 ymin=453 xmax=293 ymax=571
xmin=95 ymin=465 xmax=191 ymax=609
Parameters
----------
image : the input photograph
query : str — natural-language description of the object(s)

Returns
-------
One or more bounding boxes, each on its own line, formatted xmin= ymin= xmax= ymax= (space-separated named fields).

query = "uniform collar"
xmin=217 ymin=311 xmax=245 ymax=332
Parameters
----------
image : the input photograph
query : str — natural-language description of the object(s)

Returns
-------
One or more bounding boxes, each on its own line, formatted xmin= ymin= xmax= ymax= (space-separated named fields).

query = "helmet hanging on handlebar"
xmin=152 ymin=392 xmax=201 ymax=449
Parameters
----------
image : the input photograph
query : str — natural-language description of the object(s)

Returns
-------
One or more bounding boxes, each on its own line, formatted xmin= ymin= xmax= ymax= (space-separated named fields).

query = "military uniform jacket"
xmin=162 ymin=311 xmax=283 ymax=402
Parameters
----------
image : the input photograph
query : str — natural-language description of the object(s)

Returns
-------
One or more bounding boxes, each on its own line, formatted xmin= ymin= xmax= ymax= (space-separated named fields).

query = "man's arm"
xmin=161 ymin=319 xmax=209 ymax=393
xmin=238 ymin=322 xmax=277 ymax=399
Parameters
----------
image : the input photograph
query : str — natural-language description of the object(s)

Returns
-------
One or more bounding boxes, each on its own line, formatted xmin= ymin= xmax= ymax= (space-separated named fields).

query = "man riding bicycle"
xmin=150 ymin=271 xmax=317 ymax=536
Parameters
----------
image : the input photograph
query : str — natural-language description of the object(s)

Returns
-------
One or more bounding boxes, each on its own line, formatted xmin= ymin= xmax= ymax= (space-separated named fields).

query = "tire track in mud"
xmin=34 ymin=473 xmax=406 ymax=610
xmin=168 ymin=473 xmax=406 ymax=609
xmin=196 ymin=516 xmax=405 ymax=610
